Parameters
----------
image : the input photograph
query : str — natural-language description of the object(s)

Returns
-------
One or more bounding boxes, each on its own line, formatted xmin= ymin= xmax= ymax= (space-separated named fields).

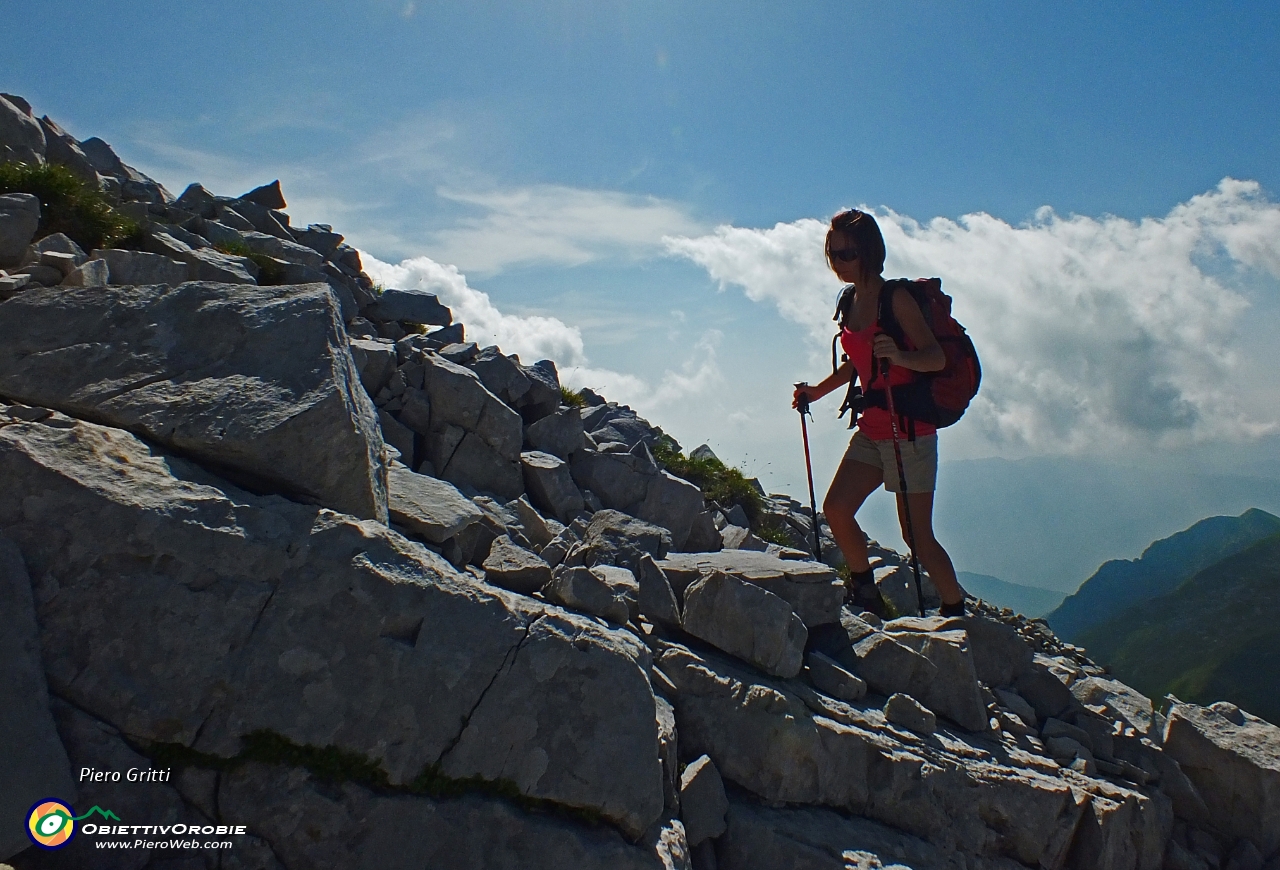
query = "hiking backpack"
xmin=831 ymin=277 xmax=981 ymax=429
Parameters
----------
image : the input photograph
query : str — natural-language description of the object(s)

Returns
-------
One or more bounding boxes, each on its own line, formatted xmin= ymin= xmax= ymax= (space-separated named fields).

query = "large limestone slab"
xmin=0 ymin=282 xmax=388 ymax=522
xmin=1162 ymin=702 xmax=1280 ymax=858
xmin=657 ymin=643 xmax=1086 ymax=868
xmin=658 ymin=550 xmax=843 ymax=627
xmin=718 ymin=797 xmax=1030 ymax=870
xmin=387 ymin=464 xmax=484 ymax=543
xmin=0 ymin=536 xmax=74 ymax=861
xmin=0 ymin=411 xmax=663 ymax=836
xmin=220 ymin=761 xmax=677 ymax=870
xmin=439 ymin=611 xmax=664 ymax=837
xmin=364 ymin=287 xmax=452 ymax=325
xmin=682 ymin=571 xmax=807 ymax=678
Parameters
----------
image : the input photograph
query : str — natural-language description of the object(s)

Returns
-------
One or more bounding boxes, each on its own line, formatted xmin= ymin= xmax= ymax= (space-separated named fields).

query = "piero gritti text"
xmin=80 ymin=766 xmax=173 ymax=783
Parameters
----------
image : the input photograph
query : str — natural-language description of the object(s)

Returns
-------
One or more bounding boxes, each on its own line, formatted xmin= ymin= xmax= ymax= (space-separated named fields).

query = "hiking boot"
xmin=845 ymin=568 xmax=889 ymax=619
xmin=939 ymin=598 xmax=965 ymax=618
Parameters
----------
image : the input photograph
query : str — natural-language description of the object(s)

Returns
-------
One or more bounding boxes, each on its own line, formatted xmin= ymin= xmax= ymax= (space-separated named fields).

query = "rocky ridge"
xmin=3 ymin=94 xmax=1280 ymax=870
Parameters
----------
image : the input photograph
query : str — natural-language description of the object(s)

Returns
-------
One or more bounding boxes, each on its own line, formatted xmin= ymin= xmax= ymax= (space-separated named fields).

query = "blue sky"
xmin=10 ymin=1 xmax=1280 ymax=587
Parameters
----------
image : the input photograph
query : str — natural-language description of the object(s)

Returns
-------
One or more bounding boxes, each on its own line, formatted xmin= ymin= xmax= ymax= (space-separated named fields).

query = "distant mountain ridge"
xmin=956 ymin=571 xmax=1065 ymax=617
xmin=1078 ymin=531 xmax=1280 ymax=724
xmin=1046 ymin=508 xmax=1280 ymax=642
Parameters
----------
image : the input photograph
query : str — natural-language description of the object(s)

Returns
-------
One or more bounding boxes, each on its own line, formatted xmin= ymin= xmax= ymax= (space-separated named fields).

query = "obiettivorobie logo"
xmin=27 ymin=800 xmax=120 ymax=849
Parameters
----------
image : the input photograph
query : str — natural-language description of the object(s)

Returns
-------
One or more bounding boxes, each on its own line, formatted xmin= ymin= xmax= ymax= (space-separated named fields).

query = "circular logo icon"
xmin=28 ymin=799 xmax=76 ymax=849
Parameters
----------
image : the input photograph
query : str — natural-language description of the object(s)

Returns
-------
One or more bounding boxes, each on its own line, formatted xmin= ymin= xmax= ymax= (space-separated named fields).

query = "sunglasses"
xmin=829 ymin=247 xmax=859 ymax=262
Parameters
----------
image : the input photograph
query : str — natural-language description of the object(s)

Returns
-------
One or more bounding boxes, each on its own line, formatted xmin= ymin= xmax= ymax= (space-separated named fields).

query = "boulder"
xmin=636 ymin=554 xmax=682 ymax=630
xmin=518 ymin=359 xmax=562 ymax=422
xmin=0 ymin=411 xmax=664 ymax=837
xmin=848 ymin=632 xmax=938 ymax=700
xmin=639 ymin=471 xmax=705 ymax=552
xmin=240 ymin=230 xmax=325 ymax=268
xmin=387 ymin=464 xmax=484 ymax=543
xmin=806 ymin=650 xmax=867 ymax=703
xmin=884 ymin=693 xmax=937 ymax=736
xmin=59 ymin=257 xmax=109 ymax=287
xmin=592 ymin=564 xmax=641 ymax=622
xmin=681 ymin=570 xmax=807 ymax=678
xmin=175 ymin=182 xmax=218 ymax=217
xmin=657 ymin=643 xmax=1086 ymax=868
xmin=657 ymin=550 xmax=844 ymax=628
xmin=294 ymin=224 xmax=345 ymax=259
xmin=581 ymin=510 xmax=672 ymax=571
xmin=509 ymin=495 xmax=557 ymax=549
xmin=0 ymin=95 xmax=45 ymax=165
xmin=239 ymin=179 xmax=287 ymax=209
xmin=721 ymin=523 xmax=768 ymax=550
xmin=884 ymin=624 xmax=989 ymax=732
xmin=0 ymin=282 xmax=389 ymax=523
xmin=348 ymin=337 xmax=398 ymax=395
xmin=0 ymin=537 xmax=74 ymax=861
xmin=717 ymin=797 xmax=993 ymax=870
xmin=679 ymin=755 xmax=728 ymax=847
xmin=379 ymin=415 xmax=414 ymax=469
xmin=364 ymin=287 xmax=452 ymax=325
xmin=399 ymin=387 xmax=433 ymax=436
xmin=93 ymin=247 xmax=189 ymax=286
xmin=522 ymin=450 xmax=586 ymax=520
xmin=543 ymin=566 xmax=632 ymax=625
xmin=38 ymin=115 xmax=99 ymax=183
xmin=470 ymin=345 xmax=532 ymax=407
xmin=184 ymin=245 xmax=259 ymax=283
xmin=435 ymin=603 xmax=665 ymax=834
xmin=0 ymin=193 xmax=40 ymax=265
xmin=682 ymin=510 xmax=722 ymax=553
xmin=420 ymin=353 xmax=523 ymax=497
xmin=1072 ymin=676 xmax=1155 ymax=737
xmin=1162 ymin=702 xmax=1280 ymax=859
xmin=571 ymin=448 xmax=652 ymax=511
xmin=1013 ymin=658 xmax=1078 ymax=722
xmin=525 ymin=406 xmax=585 ymax=459
xmin=482 ymin=534 xmax=553 ymax=595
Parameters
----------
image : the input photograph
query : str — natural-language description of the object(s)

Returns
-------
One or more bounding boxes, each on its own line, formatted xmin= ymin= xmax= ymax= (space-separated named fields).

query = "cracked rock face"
xmin=0 ymin=281 xmax=389 ymax=523
xmin=0 ymin=409 xmax=664 ymax=838
xmin=219 ymin=761 xmax=677 ymax=870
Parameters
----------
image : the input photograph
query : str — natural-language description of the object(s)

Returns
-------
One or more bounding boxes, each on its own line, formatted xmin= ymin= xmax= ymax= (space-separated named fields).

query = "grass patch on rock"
xmin=141 ymin=729 xmax=604 ymax=826
xmin=559 ymin=386 xmax=588 ymax=409
xmin=0 ymin=160 xmax=140 ymax=250
xmin=652 ymin=439 xmax=764 ymax=523
xmin=212 ymin=240 xmax=283 ymax=284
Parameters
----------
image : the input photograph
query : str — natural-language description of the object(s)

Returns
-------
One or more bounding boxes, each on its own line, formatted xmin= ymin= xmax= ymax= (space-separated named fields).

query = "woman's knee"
xmin=824 ymin=491 xmax=857 ymax=520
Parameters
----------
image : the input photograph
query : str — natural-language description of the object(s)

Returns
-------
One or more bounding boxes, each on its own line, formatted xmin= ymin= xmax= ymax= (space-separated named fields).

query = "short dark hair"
xmin=826 ymin=209 xmax=886 ymax=275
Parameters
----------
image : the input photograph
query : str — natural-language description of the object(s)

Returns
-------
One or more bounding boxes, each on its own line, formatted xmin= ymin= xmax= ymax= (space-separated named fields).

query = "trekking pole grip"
xmin=793 ymin=381 xmax=811 ymax=416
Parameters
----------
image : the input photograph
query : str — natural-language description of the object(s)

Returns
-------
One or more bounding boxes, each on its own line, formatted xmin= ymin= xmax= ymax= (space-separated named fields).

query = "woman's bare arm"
xmin=792 ymin=359 xmax=855 ymax=407
xmin=872 ymin=287 xmax=945 ymax=372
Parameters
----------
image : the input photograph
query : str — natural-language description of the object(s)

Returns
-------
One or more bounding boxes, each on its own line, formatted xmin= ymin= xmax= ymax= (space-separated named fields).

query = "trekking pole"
xmin=879 ymin=358 xmax=926 ymax=615
xmin=793 ymin=383 xmax=823 ymax=561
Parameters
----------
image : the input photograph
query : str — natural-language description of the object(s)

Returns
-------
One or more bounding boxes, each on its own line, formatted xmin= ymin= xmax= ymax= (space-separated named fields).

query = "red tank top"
xmin=840 ymin=323 xmax=938 ymax=441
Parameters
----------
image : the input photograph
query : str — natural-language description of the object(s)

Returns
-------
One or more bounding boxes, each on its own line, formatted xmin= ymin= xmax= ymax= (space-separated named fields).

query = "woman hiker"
xmin=792 ymin=209 xmax=966 ymax=618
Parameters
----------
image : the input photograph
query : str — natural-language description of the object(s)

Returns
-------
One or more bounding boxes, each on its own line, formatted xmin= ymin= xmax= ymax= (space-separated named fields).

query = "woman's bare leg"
xmin=823 ymin=450 xmax=885 ymax=572
xmin=896 ymin=492 xmax=963 ymax=606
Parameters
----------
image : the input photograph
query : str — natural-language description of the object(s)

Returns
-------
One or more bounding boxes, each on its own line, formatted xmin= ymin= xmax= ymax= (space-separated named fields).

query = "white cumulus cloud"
xmin=430 ymin=184 xmax=706 ymax=275
xmin=666 ymin=178 xmax=1280 ymax=455
xmin=361 ymin=253 xmax=723 ymax=421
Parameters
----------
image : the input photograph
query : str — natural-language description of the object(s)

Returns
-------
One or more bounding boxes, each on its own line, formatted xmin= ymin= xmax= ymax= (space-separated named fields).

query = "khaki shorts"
xmin=844 ymin=431 xmax=938 ymax=493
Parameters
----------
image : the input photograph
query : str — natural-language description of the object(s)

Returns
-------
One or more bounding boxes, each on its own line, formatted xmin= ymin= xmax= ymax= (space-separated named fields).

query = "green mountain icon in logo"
xmin=71 ymin=806 xmax=121 ymax=822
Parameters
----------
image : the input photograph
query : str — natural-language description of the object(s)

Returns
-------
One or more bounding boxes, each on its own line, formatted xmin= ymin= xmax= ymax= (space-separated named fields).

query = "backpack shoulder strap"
xmin=877 ymin=279 xmax=909 ymax=345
